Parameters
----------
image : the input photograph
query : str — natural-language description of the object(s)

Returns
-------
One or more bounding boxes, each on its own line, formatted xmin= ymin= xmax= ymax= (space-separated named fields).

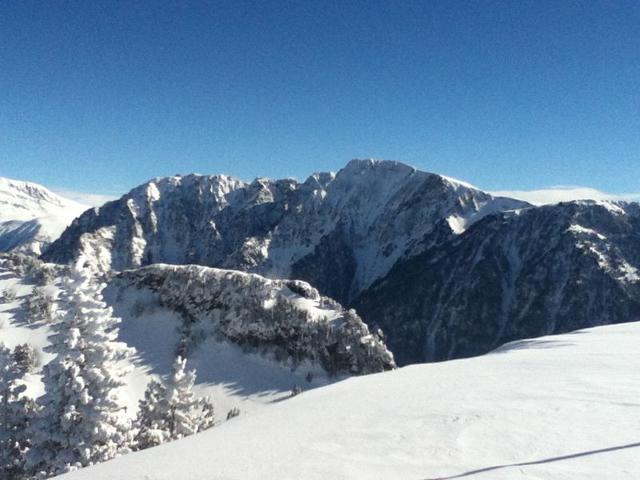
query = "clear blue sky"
xmin=1 ymin=1 xmax=639 ymax=196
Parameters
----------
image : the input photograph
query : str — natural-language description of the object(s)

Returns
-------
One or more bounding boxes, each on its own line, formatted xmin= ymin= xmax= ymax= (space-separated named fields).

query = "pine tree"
xmin=226 ymin=407 xmax=240 ymax=421
xmin=12 ymin=344 xmax=38 ymax=375
xmin=0 ymin=344 xmax=35 ymax=480
xmin=165 ymin=357 xmax=200 ymax=439
xmin=27 ymin=266 xmax=134 ymax=477
xmin=199 ymin=399 xmax=215 ymax=430
xmin=30 ymin=264 xmax=56 ymax=287
xmin=1 ymin=287 xmax=17 ymax=303
xmin=133 ymin=357 xmax=214 ymax=451
xmin=133 ymin=380 xmax=169 ymax=450
xmin=25 ymin=287 xmax=55 ymax=324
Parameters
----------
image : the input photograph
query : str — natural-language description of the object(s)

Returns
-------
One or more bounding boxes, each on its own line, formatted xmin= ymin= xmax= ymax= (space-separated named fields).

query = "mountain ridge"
xmin=42 ymin=159 xmax=529 ymax=302
xmin=355 ymin=199 xmax=640 ymax=363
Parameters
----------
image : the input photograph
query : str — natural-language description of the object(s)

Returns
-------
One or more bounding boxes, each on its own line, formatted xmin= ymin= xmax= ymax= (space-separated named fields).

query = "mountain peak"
xmin=341 ymin=159 xmax=482 ymax=193
xmin=343 ymin=158 xmax=416 ymax=175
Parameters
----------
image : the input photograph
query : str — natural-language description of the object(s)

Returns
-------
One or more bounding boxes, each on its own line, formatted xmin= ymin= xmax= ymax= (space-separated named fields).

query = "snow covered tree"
xmin=25 ymin=287 xmax=55 ymax=324
xmin=1 ymin=253 xmax=47 ymax=279
xmin=226 ymin=407 xmax=240 ymax=420
xmin=27 ymin=266 xmax=134 ymax=477
xmin=0 ymin=344 xmax=35 ymax=480
xmin=198 ymin=400 xmax=215 ymax=431
xmin=12 ymin=344 xmax=38 ymax=375
xmin=165 ymin=357 xmax=202 ymax=439
xmin=1 ymin=286 xmax=17 ymax=303
xmin=30 ymin=264 xmax=56 ymax=287
xmin=133 ymin=357 xmax=214 ymax=451
xmin=133 ymin=379 xmax=169 ymax=450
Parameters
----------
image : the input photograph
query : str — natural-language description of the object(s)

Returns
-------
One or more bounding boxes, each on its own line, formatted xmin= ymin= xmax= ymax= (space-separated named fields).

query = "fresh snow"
xmin=567 ymin=220 xmax=640 ymax=284
xmin=440 ymin=174 xmax=477 ymax=190
xmin=618 ymin=260 xmax=640 ymax=283
xmin=592 ymin=200 xmax=627 ymax=216
xmin=58 ymin=322 xmax=640 ymax=480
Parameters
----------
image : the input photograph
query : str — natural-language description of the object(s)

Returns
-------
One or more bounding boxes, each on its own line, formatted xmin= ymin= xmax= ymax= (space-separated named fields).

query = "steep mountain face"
xmin=43 ymin=159 xmax=526 ymax=304
xmin=111 ymin=264 xmax=395 ymax=375
xmin=0 ymin=176 xmax=88 ymax=254
xmin=355 ymin=201 xmax=640 ymax=364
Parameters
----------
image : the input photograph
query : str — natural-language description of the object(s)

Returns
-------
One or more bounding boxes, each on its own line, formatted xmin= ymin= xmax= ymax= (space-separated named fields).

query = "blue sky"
xmin=1 ymin=1 xmax=639 ymax=199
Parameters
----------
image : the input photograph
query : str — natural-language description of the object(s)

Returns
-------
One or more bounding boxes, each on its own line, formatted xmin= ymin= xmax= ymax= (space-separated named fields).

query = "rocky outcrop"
xmin=113 ymin=264 xmax=396 ymax=375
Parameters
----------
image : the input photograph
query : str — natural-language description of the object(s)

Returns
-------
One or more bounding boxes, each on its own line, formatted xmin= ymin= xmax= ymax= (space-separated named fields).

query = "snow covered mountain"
xmin=4 ymin=162 xmax=640 ymax=479
xmin=42 ymin=159 xmax=528 ymax=303
xmin=0 ymin=177 xmax=88 ymax=255
xmin=58 ymin=322 xmax=640 ymax=480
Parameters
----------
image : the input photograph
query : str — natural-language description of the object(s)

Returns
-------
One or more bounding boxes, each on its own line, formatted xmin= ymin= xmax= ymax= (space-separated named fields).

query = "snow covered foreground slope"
xmin=0 ymin=177 xmax=88 ymax=254
xmin=59 ymin=322 xmax=640 ymax=480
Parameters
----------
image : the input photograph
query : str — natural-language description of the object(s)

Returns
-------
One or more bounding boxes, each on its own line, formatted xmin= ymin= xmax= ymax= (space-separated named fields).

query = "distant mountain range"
xmin=5 ymin=160 xmax=640 ymax=365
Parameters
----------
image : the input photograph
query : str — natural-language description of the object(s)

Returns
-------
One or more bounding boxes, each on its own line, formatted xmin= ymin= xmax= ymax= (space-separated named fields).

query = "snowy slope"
xmin=58 ymin=322 xmax=640 ymax=480
xmin=107 ymin=264 xmax=393 ymax=414
xmin=0 ymin=177 xmax=88 ymax=254
xmin=0 ymin=265 xmax=305 ymax=416
xmin=0 ymin=267 xmax=57 ymax=399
